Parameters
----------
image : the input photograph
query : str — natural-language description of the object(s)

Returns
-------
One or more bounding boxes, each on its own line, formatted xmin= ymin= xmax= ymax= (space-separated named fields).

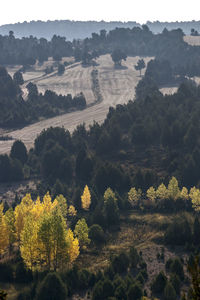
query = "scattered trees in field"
xmin=111 ymin=49 xmax=127 ymax=66
xmin=134 ymin=59 xmax=145 ymax=76
xmin=57 ymin=63 xmax=65 ymax=75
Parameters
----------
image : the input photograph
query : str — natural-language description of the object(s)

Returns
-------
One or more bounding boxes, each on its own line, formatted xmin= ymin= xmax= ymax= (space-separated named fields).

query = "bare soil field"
xmin=184 ymin=35 xmax=200 ymax=45
xmin=160 ymin=86 xmax=178 ymax=95
xmin=1 ymin=55 xmax=154 ymax=154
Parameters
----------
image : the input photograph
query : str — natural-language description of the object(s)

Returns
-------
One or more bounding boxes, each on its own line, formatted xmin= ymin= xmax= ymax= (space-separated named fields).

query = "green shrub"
xmin=89 ymin=224 xmax=105 ymax=246
xmin=136 ymin=272 xmax=145 ymax=285
xmin=165 ymin=258 xmax=173 ymax=272
xmin=164 ymin=282 xmax=177 ymax=300
xmin=129 ymin=246 xmax=140 ymax=268
xmin=112 ymin=252 xmax=129 ymax=273
xmin=164 ymin=219 xmax=192 ymax=246
xmin=140 ymin=269 xmax=148 ymax=280
xmin=0 ymin=263 xmax=13 ymax=282
xmin=101 ymin=279 xmax=114 ymax=299
xmin=151 ymin=271 xmax=167 ymax=294
xmin=15 ymin=262 xmax=32 ymax=283
xmin=115 ymin=283 xmax=127 ymax=300
xmin=92 ymin=281 xmax=103 ymax=300
xmin=170 ymin=273 xmax=181 ymax=295
xmin=36 ymin=273 xmax=67 ymax=300
xmin=127 ymin=283 xmax=143 ymax=300
xmin=170 ymin=258 xmax=184 ymax=281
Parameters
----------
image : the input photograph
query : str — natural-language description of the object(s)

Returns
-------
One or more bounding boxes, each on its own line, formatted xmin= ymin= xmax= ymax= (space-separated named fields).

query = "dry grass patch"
xmin=184 ymin=35 xmax=200 ymax=45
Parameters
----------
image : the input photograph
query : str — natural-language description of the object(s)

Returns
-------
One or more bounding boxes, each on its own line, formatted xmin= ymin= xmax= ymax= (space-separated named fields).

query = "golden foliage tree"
xmin=146 ymin=186 xmax=156 ymax=203
xmin=18 ymin=192 xmax=80 ymax=271
xmin=81 ymin=185 xmax=91 ymax=211
xmin=14 ymin=193 xmax=33 ymax=240
xmin=0 ymin=203 xmax=8 ymax=254
xmin=104 ymin=188 xmax=117 ymax=203
xmin=190 ymin=187 xmax=200 ymax=212
xmin=180 ymin=187 xmax=189 ymax=201
xmin=4 ymin=207 xmax=16 ymax=254
xmin=68 ymin=205 xmax=77 ymax=217
xmin=156 ymin=183 xmax=168 ymax=200
xmin=128 ymin=187 xmax=141 ymax=207
xmin=20 ymin=214 xmax=40 ymax=270
xmin=55 ymin=194 xmax=67 ymax=218
xmin=66 ymin=229 xmax=79 ymax=263
xmin=168 ymin=177 xmax=180 ymax=200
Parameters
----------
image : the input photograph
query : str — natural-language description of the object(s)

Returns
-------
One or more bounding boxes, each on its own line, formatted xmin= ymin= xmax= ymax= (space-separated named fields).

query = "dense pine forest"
xmin=1 ymin=23 xmax=200 ymax=300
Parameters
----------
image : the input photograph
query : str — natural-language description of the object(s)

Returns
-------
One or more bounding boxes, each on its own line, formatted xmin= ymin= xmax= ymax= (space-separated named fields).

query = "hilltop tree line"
xmin=1 ymin=26 xmax=200 ymax=78
xmin=0 ymin=20 xmax=199 ymax=40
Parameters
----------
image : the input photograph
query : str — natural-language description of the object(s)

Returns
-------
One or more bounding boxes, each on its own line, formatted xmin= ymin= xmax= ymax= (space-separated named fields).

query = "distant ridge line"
xmin=0 ymin=20 xmax=200 ymax=40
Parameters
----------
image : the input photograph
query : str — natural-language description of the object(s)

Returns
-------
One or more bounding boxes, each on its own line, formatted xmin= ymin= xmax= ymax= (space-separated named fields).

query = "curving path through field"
xmin=0 ymin=55 xmax=152 ymax=154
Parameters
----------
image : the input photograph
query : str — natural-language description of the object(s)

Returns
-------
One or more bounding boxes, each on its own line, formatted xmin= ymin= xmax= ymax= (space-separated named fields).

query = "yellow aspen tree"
xmin=189 ymin=187 xmax=200 ymax=211
xmin=37 ymin=212 xmax=54 ymax=270
xmin=128 ymin=187 xmax=141 ymax=207
xmin=14 ymin=193 xmax=33 ymax=240
xmin=4 ymin=207 xmax=16 ymax=254
xmin=0 ymin=203 xmax=8 ymax=254
xmin=74 ymin=218 xmax=90 ymax=248
xmin=20 ymin=214 xmax=40 ymax=270
xmin=104 ymin=188 xmax=117 ymax=203
xmin=68 ymin=205 xmax=77 ymax=217
xmin=81 ymin=185 xmax=91 ymax=211
xmin=146 ymin=186 xmax=156 ymax=204
xmin=168 ymin=177 xmax=180 ymax=200
xmin=156 ymin=183 xmax=168 ymax=200
xmin=66 ymin=229 xmax=79 ymax=263
xmin=50 ymin=209 xmax=69 ymax=271
xmin=43 ymin=192 xmax=53 ymax=213
xmin=37 ymin=208 xmax=75 ymax=271
xmin=180 ymin=187 xmax=189 ymax=201
xmin=31 ymin=196 xmax=44 ymax=220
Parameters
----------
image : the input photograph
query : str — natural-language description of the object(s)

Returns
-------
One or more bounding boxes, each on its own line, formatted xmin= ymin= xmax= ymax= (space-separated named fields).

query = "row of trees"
xmin=128 ymin=177 xmax=200 ymax=212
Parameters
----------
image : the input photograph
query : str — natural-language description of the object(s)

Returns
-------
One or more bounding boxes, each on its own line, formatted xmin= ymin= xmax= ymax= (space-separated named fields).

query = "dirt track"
xmin=1 ymin=55 xmax=152 ymax=154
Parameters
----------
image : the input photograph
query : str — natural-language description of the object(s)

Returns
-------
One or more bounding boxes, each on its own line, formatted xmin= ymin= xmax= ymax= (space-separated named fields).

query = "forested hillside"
xmin=1 ymin=26 xmax=200 ymax=79
xmin=1 ymin=23 xmax=200 ymax=300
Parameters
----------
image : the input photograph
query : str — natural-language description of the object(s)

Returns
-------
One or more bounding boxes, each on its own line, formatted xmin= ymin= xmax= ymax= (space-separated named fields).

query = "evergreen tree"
xmin=36 ymin=273 xmax=67 ymax=300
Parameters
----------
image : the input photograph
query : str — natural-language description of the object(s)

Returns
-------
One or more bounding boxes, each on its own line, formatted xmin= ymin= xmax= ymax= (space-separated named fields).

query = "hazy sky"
xmin=1 ymin=0 xmax=199 ymax=25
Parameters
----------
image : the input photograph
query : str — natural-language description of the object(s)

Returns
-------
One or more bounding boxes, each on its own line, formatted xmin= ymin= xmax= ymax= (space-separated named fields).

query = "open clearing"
xmin=1 ymin=55 xmax=154 ymax=153
xmin=184 ymin=35 xmax=200 ymax=45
